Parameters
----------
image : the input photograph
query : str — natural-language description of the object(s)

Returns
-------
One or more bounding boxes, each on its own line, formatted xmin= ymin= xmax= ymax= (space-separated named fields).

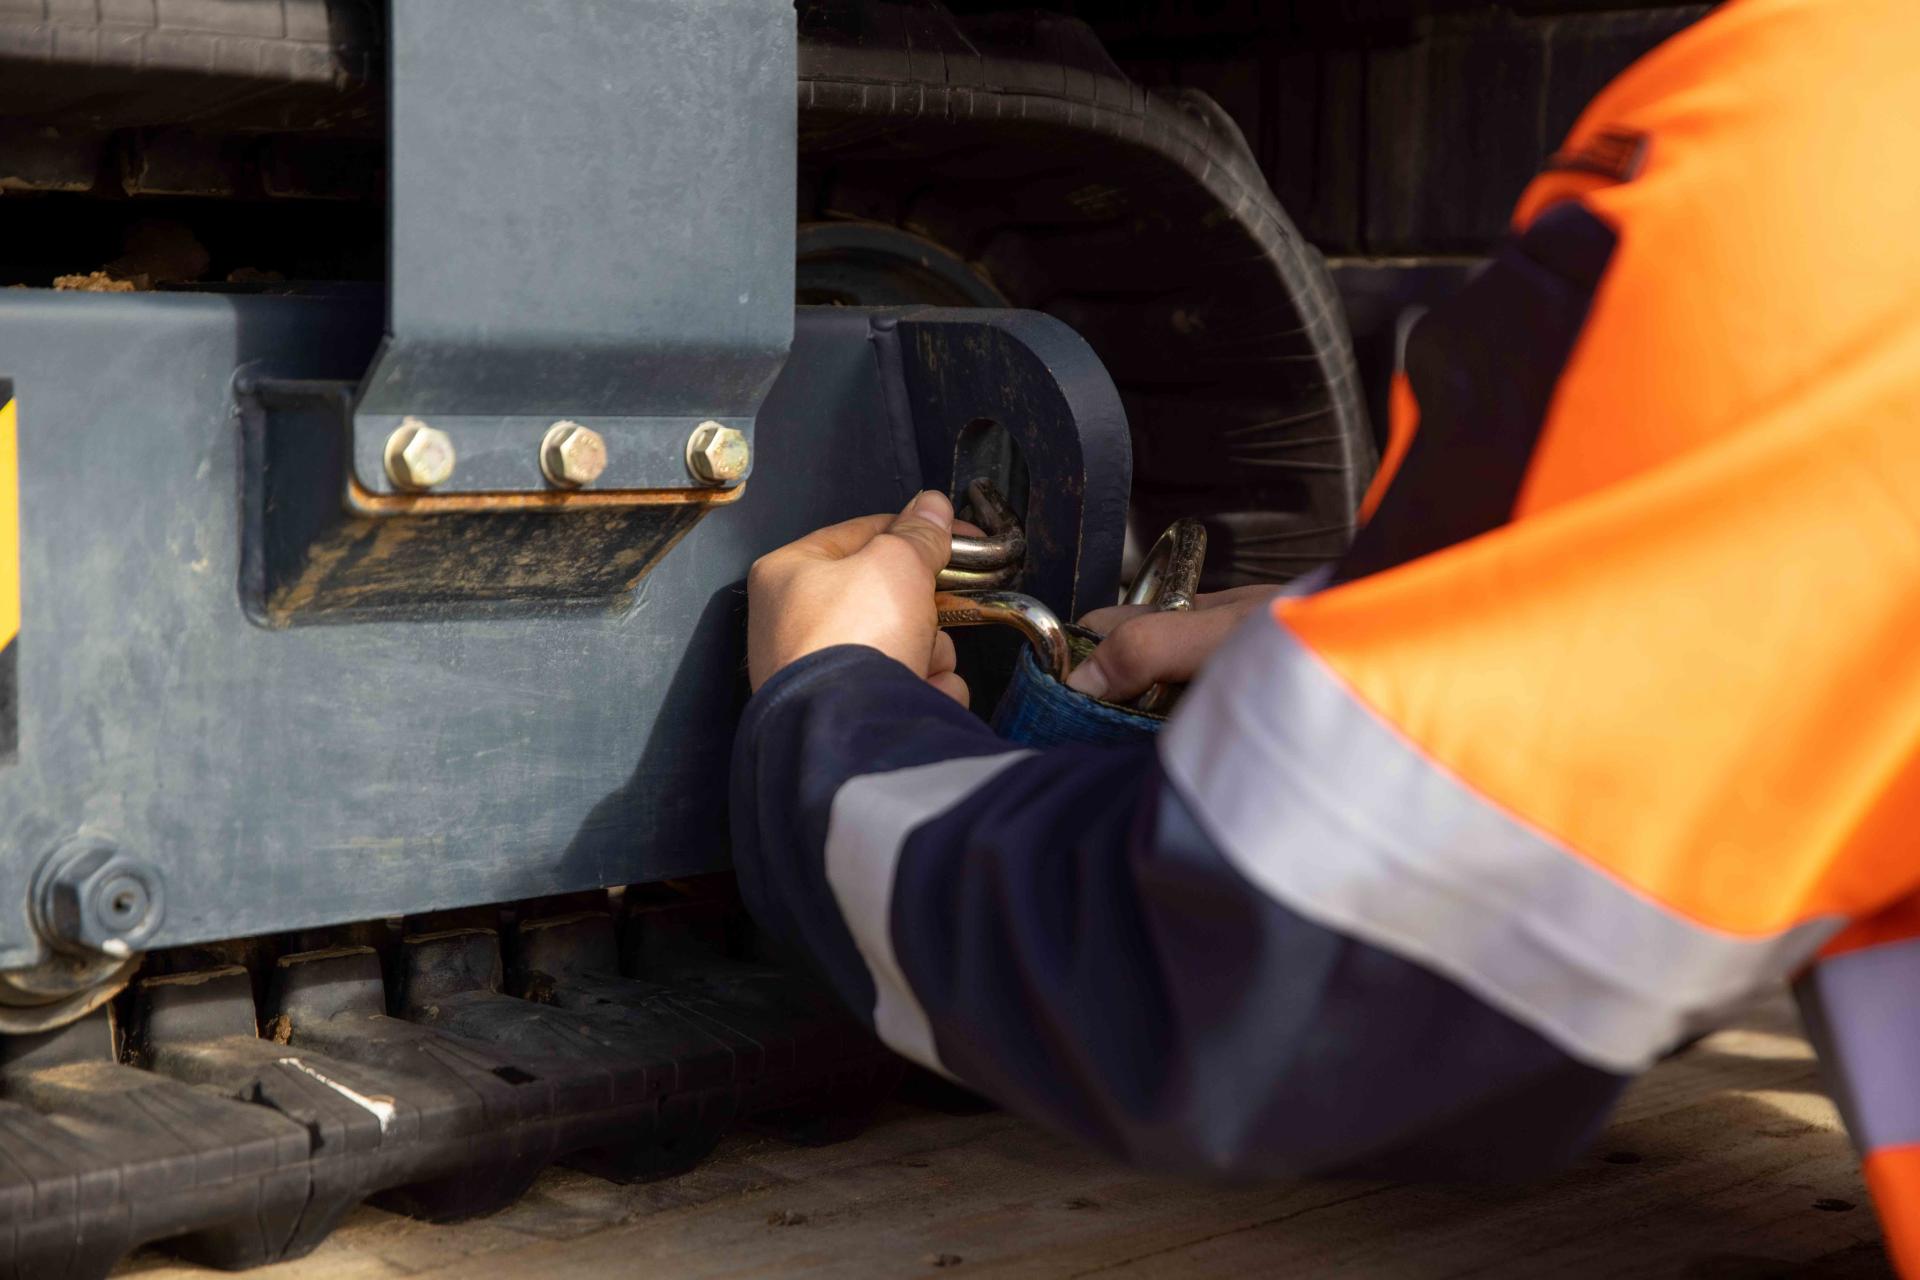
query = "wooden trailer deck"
xmin=123 ymin=998 xmax=1887 ymax=1279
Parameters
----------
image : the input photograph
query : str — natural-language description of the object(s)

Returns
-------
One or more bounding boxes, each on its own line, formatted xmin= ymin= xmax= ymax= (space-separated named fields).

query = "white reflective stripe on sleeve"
xmin=824 ymin=750 xmax=1034 ymax=1074
xmin=1160 ymin=613 xmax=1840 ymax=1075
xmin=1798 ymin=937 xmax=1920 ymax=1153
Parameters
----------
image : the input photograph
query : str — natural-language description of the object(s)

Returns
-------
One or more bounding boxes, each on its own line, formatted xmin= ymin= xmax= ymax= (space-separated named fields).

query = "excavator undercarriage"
xmin=0 ymin=0 xmax=1703 ymax=1272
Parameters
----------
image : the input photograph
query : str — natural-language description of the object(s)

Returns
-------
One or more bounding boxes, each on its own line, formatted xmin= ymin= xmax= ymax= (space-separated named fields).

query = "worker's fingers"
xmin=1077 ymin=602 xmax=1156 ymax=633
xmin=764 ymin=511 xmax=897 ymax=565
xmin=926 ymin=670 xmax=970 ymax=708
xmin=1194 ymin=582 xmax=1290 ymax=610
xmin=1063 ymin=605 xmax=1247 ymax=703
xmin=754 ymin=503 xmax=980 ymax=586
xmin=868 ymin=489 xmax=954 ymax=578
xmin=1080 ymin=582 xmax=1289 ymax=637
xmin=929 ymin=629 xmax=958 ymax=678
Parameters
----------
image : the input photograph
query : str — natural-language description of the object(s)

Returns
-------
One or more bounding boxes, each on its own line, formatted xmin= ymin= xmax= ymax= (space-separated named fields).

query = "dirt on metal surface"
xmin=52 ymin=221 xmax=213 ymax=291
xmin=52 ymin=270 xmax=138 ymax=292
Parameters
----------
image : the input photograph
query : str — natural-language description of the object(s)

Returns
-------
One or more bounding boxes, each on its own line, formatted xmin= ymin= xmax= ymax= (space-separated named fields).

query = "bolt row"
xmin=382 ymin=418 xmax=751 ymax=492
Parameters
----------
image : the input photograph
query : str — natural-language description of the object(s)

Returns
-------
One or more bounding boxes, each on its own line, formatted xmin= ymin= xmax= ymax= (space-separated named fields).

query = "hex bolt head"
xmin=34 ymin=838 xmax=166 ymax=958
xmin=384 ymin=417 xmax=457 ymax=490
xmin=685 ymin=421 xmax=750 ymax=486
xmin=540 ymin=421 xmax=609 ymax=488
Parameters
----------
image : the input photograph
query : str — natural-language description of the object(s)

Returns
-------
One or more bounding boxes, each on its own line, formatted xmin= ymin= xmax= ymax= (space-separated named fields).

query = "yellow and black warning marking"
xmin=1 ymin=380 xmax=15 ymax=762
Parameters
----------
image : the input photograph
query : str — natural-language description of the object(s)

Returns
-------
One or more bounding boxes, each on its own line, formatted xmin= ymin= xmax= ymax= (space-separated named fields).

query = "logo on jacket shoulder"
xmin=1548 ymin=127 xmax=1650 ymax=183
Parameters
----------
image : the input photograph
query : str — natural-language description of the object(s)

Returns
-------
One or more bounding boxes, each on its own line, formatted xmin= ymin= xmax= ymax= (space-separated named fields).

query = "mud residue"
xmin=52 ymin=220 xmax=211 ymax=292
xmin=52 ymin=270 xmax=137 ymax=292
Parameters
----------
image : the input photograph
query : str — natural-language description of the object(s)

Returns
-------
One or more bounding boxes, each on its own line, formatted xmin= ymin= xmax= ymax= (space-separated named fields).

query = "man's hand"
xmin=747 ymin=490 xmax=968 ymax=705
xmin=1066 ymin=583 xmax=1286 ymax=704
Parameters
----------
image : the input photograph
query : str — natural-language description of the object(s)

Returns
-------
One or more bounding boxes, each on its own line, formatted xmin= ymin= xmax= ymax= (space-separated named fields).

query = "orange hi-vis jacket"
xmin=733 ymin=0 xmax=1918 ymax=1270
xmin=1282 ymin=0 xmax=1920 ymax=1261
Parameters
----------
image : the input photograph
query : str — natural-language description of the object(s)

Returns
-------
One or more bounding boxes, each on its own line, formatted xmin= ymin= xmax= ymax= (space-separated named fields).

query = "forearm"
xmin=730 ymin=645 xmax=1018 ymax=1015
xmin=730 ymin=641 xmax=1626 ymax=1178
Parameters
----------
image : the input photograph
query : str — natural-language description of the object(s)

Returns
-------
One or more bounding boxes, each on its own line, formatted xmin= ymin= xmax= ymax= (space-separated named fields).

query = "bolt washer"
xmin=32 ymin=835 xmax=167 ymax=957
xmin=685 ymin=421 xmax=751 ymax=486
xmin=384 ymin=417 xmax=457 ymax=490
xmin=541 ymin=421 xmax=609 ymax=488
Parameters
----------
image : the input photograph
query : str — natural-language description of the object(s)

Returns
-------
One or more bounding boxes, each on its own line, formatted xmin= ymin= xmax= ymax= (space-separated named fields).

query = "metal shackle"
xmin=1125 ymin=518 xmax=1208 ymax=613
xmin=1124 ymin=518 xmax=1208 ymax=714
xmin=934 ymin=589 xmax=1072 ymax=684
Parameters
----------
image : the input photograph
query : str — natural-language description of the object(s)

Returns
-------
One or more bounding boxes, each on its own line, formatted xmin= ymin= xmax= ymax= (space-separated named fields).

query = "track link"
xmin=0 ymin=892 xmax=901 ymax=1279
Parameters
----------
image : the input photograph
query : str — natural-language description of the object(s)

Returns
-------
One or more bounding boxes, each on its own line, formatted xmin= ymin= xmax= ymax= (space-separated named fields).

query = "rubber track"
xmin=0 ymin=908 xmax=901 ymax=1279
xmin=0 ymin=0 xmax=378 ymax=135
xmin=796 ymin=5 xmax=1377 ymax=586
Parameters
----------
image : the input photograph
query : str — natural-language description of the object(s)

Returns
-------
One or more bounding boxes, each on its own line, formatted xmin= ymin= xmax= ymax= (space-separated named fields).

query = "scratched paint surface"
xmin=0 ymin=387 xmax=17 ymax=764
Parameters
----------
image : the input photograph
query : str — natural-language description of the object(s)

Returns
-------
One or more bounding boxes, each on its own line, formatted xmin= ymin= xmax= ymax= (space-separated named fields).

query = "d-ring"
xmin=1124 ymin=518 xmax=1208 ymax=713
xmin=1125 ymin=518 xmax=1207 ymax=613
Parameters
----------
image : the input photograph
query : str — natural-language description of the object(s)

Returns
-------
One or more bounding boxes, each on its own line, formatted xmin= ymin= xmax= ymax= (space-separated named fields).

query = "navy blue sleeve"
xmin=729 ymin=644 xmax=1014 ymax=1023
xmin=730 ymin=642 xmax=1628 ymax=1180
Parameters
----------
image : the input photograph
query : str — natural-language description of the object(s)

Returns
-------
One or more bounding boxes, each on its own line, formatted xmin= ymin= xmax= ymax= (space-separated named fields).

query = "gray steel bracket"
xmin=0 ymin=292 xmax=1128 ymax=979
xmin=351 ymin=0 xmax=797 ymax=497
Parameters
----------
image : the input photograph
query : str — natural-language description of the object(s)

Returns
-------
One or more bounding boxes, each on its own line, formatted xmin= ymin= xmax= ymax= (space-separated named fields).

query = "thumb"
xmin=1064 ymin=608 xmax=1236 ymax=703
xmin=876 ymin=489 xmax=954 ymax=577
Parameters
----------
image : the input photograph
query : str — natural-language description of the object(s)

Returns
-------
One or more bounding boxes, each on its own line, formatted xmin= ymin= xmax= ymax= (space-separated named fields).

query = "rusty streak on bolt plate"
xmin=345 ymin=476 xmax=749 ymax=517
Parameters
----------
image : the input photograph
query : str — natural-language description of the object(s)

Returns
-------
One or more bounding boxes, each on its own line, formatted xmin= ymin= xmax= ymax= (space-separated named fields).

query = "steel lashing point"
xmin=932 ymin=478 xmax=1069 ymax=681
xmin=936 ymin=478 xmax=1024 ymax=591
xmin=934 ymin=589 xmax=1071 ymax=683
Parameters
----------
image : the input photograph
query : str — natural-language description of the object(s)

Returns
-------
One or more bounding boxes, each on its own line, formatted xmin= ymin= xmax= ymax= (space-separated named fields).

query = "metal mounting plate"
xmin=0 ymin=296 xmax=1128 ymax=970
xmin=352 ymin=0 xmax=795 ymax=496
xmin=353 ymin=413 xmax=759 ymax=495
